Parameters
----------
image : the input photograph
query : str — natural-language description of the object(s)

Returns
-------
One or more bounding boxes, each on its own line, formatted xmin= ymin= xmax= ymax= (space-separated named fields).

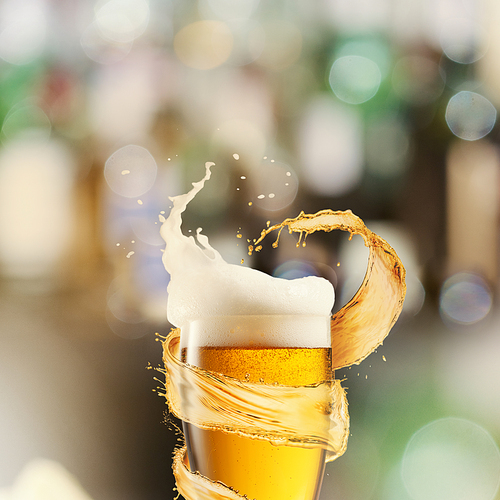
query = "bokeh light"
xmin=0 ymin=459 xmax=94 ymax=499
xmin=440 ymin=17 xmax=488 ymax=64
xmin=81 ymin=21 xmax=133 ymax=65
xmin=0 ymin=0 xmax=47 ymax=65
xmin=94 ymin=0 xmax=150 ymax=44
xmin=104 ymin=145 xmax=157 ymax=198
xmin=0 ymin=137 xmax=75 ymax=279
xmin=174 ymin=21 xmax=233 ymax=70
xmin=299 ymin=96 xmax=363 ymax=196
xmin=402 ymin=417 xmax=500 ymax=500
xmin=445 ymin=91 xmax=497 ymax=141
xmin=129 ymin=214 xmax=164 ymax=247
xmin=1 ymin=101 xmax=51 ymax=142
xmin=329 ymin=56 xmax=381 ymax=104
xmin=335 ymin=38 xmax=391 ymax=79
xmin=440 ymin=272 xmax=492 ymax=326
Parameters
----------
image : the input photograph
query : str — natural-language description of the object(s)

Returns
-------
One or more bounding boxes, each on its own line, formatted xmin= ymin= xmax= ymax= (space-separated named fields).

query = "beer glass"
xmin=180 ymin=314 xmax=332 ymax=500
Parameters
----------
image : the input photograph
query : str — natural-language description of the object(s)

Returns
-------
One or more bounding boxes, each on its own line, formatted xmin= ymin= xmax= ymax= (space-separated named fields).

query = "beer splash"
xmin=251 ymin=210 xmax=407 ymax=370
xmin=161 ymin=330 xmax=348 ymax=499
xmin=160 ymin=163 xmax=406 ymax=500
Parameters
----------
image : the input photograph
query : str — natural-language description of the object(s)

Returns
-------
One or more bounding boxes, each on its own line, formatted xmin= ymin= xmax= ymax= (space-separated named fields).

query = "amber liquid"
xmin=181 ymin=346 xmax=332 ymax=500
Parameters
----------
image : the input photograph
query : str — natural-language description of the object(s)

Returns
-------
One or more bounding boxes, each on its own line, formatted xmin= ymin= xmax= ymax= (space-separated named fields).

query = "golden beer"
xmin=181 ymin=344 xmax=332 ymax=500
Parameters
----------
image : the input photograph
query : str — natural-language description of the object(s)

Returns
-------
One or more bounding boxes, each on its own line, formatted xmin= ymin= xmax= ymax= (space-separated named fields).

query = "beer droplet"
xmin=337 ymin=262 xmax=341 ymax=267
xmin=248 ymin=201 xmax=252 ymax=206
xmin=255 ymin=245 xmax=262 ymax=252
xmin=240 ymin=175 xmax=246 ymax=179
xmin=126 ymin=251 xmax=135 ymax=258
xmin=137 ymin=199 xmax=143 ymax=205
xmin=382 ymin=355 xmax=387 ymax=362
xmin=257 ymin=194 xmax=265 ymax=199
xmin=236 ymin=234 xmax=242 ymax=239
xmin=121 ymin=169 xmax=130 ymax=175
xmin=240 ymin=259 xmax=244 ymax=264
xmin=233 ymin=153 xmax=240 ymax=160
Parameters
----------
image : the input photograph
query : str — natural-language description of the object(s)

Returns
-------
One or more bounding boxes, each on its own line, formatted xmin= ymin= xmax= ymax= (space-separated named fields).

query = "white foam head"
xmin=160 ymin=163 xmax=335 ymax=347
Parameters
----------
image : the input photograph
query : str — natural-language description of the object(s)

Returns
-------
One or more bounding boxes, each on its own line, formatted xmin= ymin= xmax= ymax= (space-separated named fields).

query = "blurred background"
xmin=1 ymin=0 xmax=500 ymax=499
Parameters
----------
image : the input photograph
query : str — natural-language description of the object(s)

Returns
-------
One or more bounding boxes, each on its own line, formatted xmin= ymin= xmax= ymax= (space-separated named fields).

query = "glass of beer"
xmin=179 ymin=313 xmax=332 ymax=500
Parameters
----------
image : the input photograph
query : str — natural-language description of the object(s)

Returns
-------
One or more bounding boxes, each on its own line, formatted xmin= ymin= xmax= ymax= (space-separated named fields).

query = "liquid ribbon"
xmin=161 ymin=208 xmax=406 ymax=500
xmin=162 ymin=329 xmax=349 ymax=499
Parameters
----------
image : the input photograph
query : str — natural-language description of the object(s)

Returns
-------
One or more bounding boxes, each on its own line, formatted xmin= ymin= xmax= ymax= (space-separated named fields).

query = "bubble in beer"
xmin=402 ymin=418 xmax=500 ymax=500
xmin=104 ymin=145 xmax=157 ymax=197
xmin=445 ymin=91 xmax=496 ymax=141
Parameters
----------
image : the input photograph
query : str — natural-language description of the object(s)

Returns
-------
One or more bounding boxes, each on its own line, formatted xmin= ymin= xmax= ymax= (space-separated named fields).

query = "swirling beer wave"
xmin=252 ymin=209 xmax=407 ymax=370
xmin=162 ymin=209 xmax=406 ymax=500
xmin=163 ymin=330 xmax=349 ymax=499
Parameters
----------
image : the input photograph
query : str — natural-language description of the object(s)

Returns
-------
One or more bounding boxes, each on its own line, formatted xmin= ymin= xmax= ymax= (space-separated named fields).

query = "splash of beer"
xmin=162 ymin=330 xmax=349 ymax=499
xmin=251 ymin=210 xmax=407 ymax=370
xmin=160 ymin=163 xmax=406 ymax=500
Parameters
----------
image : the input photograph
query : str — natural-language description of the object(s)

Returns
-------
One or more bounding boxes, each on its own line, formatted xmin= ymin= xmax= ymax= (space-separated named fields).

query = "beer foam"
xmin=160 ymin=162 xmax=334 ymax=345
